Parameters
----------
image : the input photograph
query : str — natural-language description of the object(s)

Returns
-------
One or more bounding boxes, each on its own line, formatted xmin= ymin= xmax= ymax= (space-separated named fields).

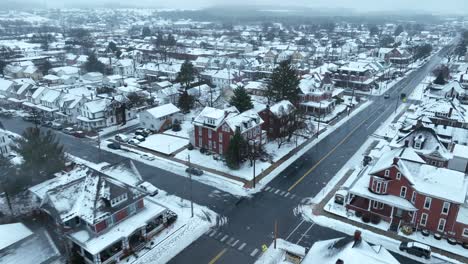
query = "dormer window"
xmin=414 ymin=135 xmax=425 ymax=150
xmin=206 ymin=118 xmax=215 ymax=125
xmin=111 ymin=193 xmax=128 ymax=207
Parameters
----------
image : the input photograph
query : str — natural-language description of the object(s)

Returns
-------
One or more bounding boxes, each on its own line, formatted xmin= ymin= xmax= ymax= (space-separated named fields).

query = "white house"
xmin=140 ymin=103 xmax=182 ymax=132
xmin=0 ymin=128 xmax=11 ymax=157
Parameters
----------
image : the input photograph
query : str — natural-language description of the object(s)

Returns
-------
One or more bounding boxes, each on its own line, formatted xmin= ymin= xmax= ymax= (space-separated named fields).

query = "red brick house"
xmin=299 ymin=73 xmax=341 ymax=115
xmin=345 ymin=147 xmax=468 ymax=244
xmin=29 ymin=162 xmax=176 ymax=264
xmin=258 ymin=100 xmax=297 ymax=140
xmin=193 ymin=106 xmax=265 ymax=154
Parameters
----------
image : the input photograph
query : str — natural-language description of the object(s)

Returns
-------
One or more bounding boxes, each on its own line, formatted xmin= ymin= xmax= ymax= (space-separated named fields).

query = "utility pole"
xmin=251 ymin=140 xmax=256 ymax=189
xmin=274 ymin=220 xmax=278 ymax=249
xmin=394 ymin=95 xmax=399 ymax=113
xmin=97 ymin=133 xmax=102 ymax=162
xmin=188 ymin=154 xmax=194 ymax=218
xmin=317 ymin=101 xmax=322 ymax=138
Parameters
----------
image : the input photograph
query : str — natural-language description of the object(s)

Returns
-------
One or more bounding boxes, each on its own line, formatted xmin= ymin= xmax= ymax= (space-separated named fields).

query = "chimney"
xmin=404 ymin=140 xmax=409 ymax=147
xmin=336 ymin=260 xmax=344 ymax=264
xmin=460 ymin=74 xmax=463 ymax=83
xmin=448 ymin=107 xmax=453 ymax=117
xmin=353 ymin=230 xmax=362 ymax=248
xmin=393 ymin=157 xmax=399 ymax=165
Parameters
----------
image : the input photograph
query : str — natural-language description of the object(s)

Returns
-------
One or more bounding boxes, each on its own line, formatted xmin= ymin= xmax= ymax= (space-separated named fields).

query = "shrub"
xmin=355 ymin=211 xmax=363 ymax=218
xmin=370 ymin=214 xmax=381 ymax=225
xmin=362 ymin=214 xmax=370 ymax=223
xmin=400 ymin=225 xmax=413 ymax=235
xmin=187 ymin=143 xmax=194 ymax=150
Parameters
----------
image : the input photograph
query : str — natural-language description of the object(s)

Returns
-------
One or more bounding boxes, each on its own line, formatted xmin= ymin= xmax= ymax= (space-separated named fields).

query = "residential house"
xmin=330 ymin=61 xmax=379 ymax=91
xmin=263 ymin=49 xmax=278 ymax=64
xmin=244 ymin=81 xmax=267 ymax=96
xmin=378 ymin=48 xmax=412 ymax=66
xmin=0 ymin=128 xmax=10 ymax=157
xmin=140 ymin=103 xmax=182 ymax=132
xmin=299 ymin=73 xmax=338 ymax=115
xmin=113 ymin=59 xmax=135 ymax=77
xmin=258 ymin=100 xmax=296 ymax=140
xmin=0 ymin=78 xmax=14 ymax=99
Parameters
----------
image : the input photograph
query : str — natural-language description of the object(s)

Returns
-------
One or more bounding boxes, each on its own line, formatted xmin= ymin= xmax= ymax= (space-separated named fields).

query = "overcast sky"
xmin=28 ymin=0 xmax=468 ymax=14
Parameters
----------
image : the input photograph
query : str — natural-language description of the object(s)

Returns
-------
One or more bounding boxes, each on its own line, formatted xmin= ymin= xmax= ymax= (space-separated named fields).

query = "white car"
xmin=115 ymin=134 xmax=129 ymax=142
xmin=141 ymin=154 xmax=155 ymax=161
xmin=128 ymin=138 xmax=140 ymax=145
xmin=134 ymin=135 xmax=146 ymax=142
xmin=138 ymin=181 xmax=159 ymax=196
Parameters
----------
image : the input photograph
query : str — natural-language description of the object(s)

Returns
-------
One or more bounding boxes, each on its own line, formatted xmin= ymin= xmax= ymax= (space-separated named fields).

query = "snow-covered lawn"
xmin=139 ymin=134 xmax=189 ymax=155
xmin=162 ymin=120 xmax=193 ymax=139
xmin=408 ymin=76 xmax=434 ymax=101
xmin=372 ymin=103 xmax=407 ymax=139
xmin=98 ymin=118 xmax=140 ymax=136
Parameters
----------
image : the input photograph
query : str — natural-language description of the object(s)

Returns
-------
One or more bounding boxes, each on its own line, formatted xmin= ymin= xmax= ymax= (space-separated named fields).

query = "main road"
xmin=0 ymin=43 xmax=455 ymax=264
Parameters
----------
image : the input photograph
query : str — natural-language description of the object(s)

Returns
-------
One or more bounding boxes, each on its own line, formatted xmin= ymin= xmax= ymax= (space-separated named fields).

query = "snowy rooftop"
xmin=225 ymin=109 xmax=264 ymax=134
xmin=269 ymin=100 xmax=295 ymax=118
xmin=193 ymin=106 xmax=239 ymax=129
xmin=145 ymin=103 xmax=180 ymax=119
xmin=0 ymin=79 xmax=14 ymax=92
xmin=0 ymin=223 xmax=32 ymax=251
xmin=303 ymin=236 xmax=400 ymax=264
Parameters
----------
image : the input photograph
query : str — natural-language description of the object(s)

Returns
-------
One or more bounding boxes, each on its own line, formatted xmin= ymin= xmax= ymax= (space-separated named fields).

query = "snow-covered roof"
xmin=269 ymin=100 xmax=296 ymax=118
xmin=303 ymin=236 xmax=400 ymax=264
xmin=0 ymin=79 xmax=13 ymax=92
xmin=83 ymin=99 xmax=108 ymax=114
xmin=0 ymin=223 xmax=33 ymax=251
xmin=145 ymin=103 xmax=180 ymax=119
xmin=225 ymin=109 xmax=263 ymax=134
xmin=40 ymin=89 xmax=61 ymax=103
xmin=193 ymin=106 xmax=239 ymax=129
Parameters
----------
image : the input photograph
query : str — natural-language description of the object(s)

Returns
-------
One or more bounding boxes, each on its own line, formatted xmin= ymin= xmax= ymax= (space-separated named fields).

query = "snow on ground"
xmin=318 ymin=96 xmax=360 ymax=123
xmin=98 ymin=118 xmax=139 ymax=137
xmin=409 ymin=76 xmax=434 ymax=101
xmin=139 ymin=134 xmax=188 ymax=155
xmin=163 ymin=120 xmax=192 ymax=138
xmin=127 ymin=190 xmax=217 ymax=264
xmin=264 ymin=136 xmax=308 ymax=163
xmin=372 ymin=103 xmax=407 ymax=139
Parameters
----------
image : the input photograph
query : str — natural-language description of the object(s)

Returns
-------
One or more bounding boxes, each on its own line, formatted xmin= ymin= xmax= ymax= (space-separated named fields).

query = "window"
xmin=411 ymin=191 xmax=417 ymax=204
xmin=400 ymin=186 xmax=407 ymax=198
xmin=420 ymin=213 xmax=428 ymax=226
xmin=396 ymin=172 xmax=401 ymax=180
xmin=424 ymin=197 xmax=432 ymax=209
xmin=384 ymin=170 xmax=389 ymax=176
xmin=383 ymin=182 xmax=388 ymax=193
xmin=437 ymin=218 xmax=446 ymax=232
xmin=463 ymin=228 xmax=468 ymax=238
xmin=414 ymin=142 xmax=421 ymax=149
xmin=376 ymin=181 xmax=382 ymax=193
xmin=442 ymin=202 xmax=450 ymax=215
xmin=373 ymin=201 xmax=379 ymax=209
xmin=219 ymin=133 xmax=223 ymax=142
xmin=208 ymin=130 xmax=212 ymax=139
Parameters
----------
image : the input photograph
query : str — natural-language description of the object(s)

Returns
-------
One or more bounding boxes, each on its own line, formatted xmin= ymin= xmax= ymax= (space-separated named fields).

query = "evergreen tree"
xmin=394 ymin=25 xmax=404 ymax=36
xmin=225 ymin=130 xmax=246 ymax=170
xmin=380 ymin=35 xmax=395 ymax=47
xmin=167 ymin=34 xmax=177 ymax=46
xmin=230 ymin=86 xmax=253 ymax=113
xmin=176 ymin=60 xmax=196 ymax=89
xmin=266 ymin=60 xmax=300 ymax=104
xmin=142 ymin=26 xmax=151 ymax=38
xmin=108 ymin=41 xmax=117 ymax=53
xmin=433 ymin=71 xmax=447 ymax=85
xmin=0 ymin=60 xmax=6 ymax=77
xmin=369 ymin=25 xmax=379 ymax=37
xmin=38 ymin=60 xmax=52 ymax=75
xmin=14 ymin=127 xmax=66 ymax=185
xmin=84 ymin=53 xmax=106 ymax=74
xmin=178 ymin=90 xmax=194 ymax=113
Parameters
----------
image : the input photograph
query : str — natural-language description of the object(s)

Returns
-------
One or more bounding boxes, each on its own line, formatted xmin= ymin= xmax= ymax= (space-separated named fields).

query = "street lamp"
xmin=249 ymin=139 xmax=256 ymax=189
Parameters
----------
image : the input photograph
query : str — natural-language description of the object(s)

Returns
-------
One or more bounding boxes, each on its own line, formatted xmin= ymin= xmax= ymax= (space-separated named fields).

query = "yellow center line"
xmin=287 ymin=113 xmax=375 ymax=192
xmin=208 ymin=248 xmax=227 ymax=264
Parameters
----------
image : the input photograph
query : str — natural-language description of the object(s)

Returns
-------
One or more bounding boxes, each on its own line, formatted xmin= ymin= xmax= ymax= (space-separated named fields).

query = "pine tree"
xmin=176 ymin=60 xmax=195 ymax=89
xmin=433 ymin=71 xmax=446 ymax=85
xmin=230 ymin=86 xmax=253 ymax=113
xmin=14 ymin=127 xmax=66 ymax=185
xmin=142 ymin=26 xmax=151 ymax=38
xmin=225 ymin=130 xmax=246 ymax=170
xmin=266 ymin=60 xmax=300 ymax=104
xmin=0 ymin=60 xmax=6 ymax=77
xmin=394 ymin=25 xmax=404 ymax=36
xmin=178 ymin=90 xmax=194 ymax=113
xmin=84 ymin=53 xmax=105 ymax=74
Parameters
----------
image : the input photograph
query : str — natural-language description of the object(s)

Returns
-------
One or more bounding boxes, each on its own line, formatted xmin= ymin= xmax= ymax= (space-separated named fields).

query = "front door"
xmin=395 ymin=208 xmax=403 ymax=218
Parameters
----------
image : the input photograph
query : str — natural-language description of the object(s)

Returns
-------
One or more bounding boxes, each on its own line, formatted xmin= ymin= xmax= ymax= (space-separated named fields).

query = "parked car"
xmin=42 ymin=121 xmax=53 ymax=127
xmin=63 ymin=127 xmax=74 ymax=134
xmin=51 ymin=122 xmax=63 ymax=130
xmin=138 ymin=181 xmax=158 ymax=196
xmin=22 ymin=115 xmax=35 ymax=121
xmin=107 ymin=142 xmax=121 ymax=149
xmin=134 ymin=135 xmax=146 ymax=142
xmin=185 ymin=167 xmax=203 ymax=176
xmin=384 ymin=93 xmax=390 ymax=99
xmin=135 ymin=129 xmax=149 ymax=137
xmin=115 ymin=134 xmax=129 ymax=143
xmin=128 ymin=138 xmax=140 ymax=145
xmin=140 ymin=154 xmax=155 ymax=161
xmin=73 ymin=131 xmax=86 ymax=138
xmin=399 ymin=242 xmax=431 ymax=259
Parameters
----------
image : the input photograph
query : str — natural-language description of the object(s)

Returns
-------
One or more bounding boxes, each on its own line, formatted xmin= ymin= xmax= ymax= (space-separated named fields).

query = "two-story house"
xmin=258 ymin=100 xmax=297 ymax=140
xmin=345 ymin=147 xmax=468 ymax=244
xmin=29 ymin=162 xmax=176 ymax=264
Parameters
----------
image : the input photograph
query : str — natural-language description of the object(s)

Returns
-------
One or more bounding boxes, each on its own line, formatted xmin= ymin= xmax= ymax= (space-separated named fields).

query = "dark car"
xmin=135 ymin=129 xmax=149 ymax=137
xmin=399 ymin=242 xmax=431 ymax=259
xmin=72 ymin=131 xmax=86 ymax=138
xmin=22 ymin=115 xmax=35 ymax=121
xmin=185 ymin=167 xmax=203 ymax=176
xmin=107 ymin=142 xmax=121 ymax=150
xmin=384 ymin=93 xmax=390 ymax=99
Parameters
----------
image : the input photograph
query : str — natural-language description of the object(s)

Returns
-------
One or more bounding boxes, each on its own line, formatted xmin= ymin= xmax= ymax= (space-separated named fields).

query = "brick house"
xmin=299 ymin=73 xmax=340 ymax=116
xmin=192 ymin=106 xmax=265 ymax=154
xmin=345 ymin=147 xmax=468 ymax=244
xmin=29 ymin=162 xmax=176 ymax=264
xmin=258 ymin=100 xmax=296 ymax=140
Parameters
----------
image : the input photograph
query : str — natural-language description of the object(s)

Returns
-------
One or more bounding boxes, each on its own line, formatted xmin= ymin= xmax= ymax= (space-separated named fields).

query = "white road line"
xmin=238 ymin=243 xmax=247 ymax=251
xmin=285 ymin=219 xmax=305 ymax=240
xmin=231 ymin=240 xmax=239 ymax=247
xmin=274 ymin=189 xmax=280 ymax=194
xmin=290 ymin=194 xmax=296 ymax=199
xmin=280 ymin=191 xmax=286 ymax=196
xmin=296 ymin=223 xmax=315 ymax=244
xmin=264 ymin=186 xmax=271 ymax=191
xmin=284 ymin=192 xmax=290 ymax=198
xmin=227 ymin=237 xmax=234 ymax=244
xmin=215 ymin=232 xmax=223 ymax=239
xmin=209 ymin=230 xmax=217 ymax=237
xmin=205 ymin=229 xmax=212 ymax=235
xmin=220 ymin=235 xmax=229 ymax=242
xmin=250 ymin=248 xmax=259 ymax=257
xmin=269 ymin=188 xmax=275 ymax=192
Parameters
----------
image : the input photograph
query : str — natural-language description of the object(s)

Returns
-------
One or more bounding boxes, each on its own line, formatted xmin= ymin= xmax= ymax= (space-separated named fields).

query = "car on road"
xmin=51 ymin=122 xmax=63 ymax=130
xmin=185 ymin=167 xmax=203 ymax=176
xmin=128 ymin=138 xmax=140 ymax=145
xmin=140 ymin=154 xmax=155 ymax=161
xmin=399 ymin=242 xmax=431 ymax=259
xmin=72 ymin=131 xmax=86 ymax=138
xmin=138 ymin=181 xmax=158 ymax=196
xmin=107 ymin=142 xmax=121 ymax=150
xmin=115 ymin=134 xmax=129 ymax=143
xmin=63 ymin=127 xmax=74 ymax=134
xmin=384 ymin=93 xmax=390 ymax=99
xmin=22 ymin=115 xmax=35 ymax=121
xmin=134 ymin=135 xmax=146 ymax=142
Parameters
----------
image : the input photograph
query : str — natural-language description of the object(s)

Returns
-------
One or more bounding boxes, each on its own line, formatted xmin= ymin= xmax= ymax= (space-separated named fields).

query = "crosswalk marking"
xmin=264 ymin=186 xmax=271 ymax=191
xmin=274 ymin=189 xmax=280 ymax=194
xmin=268 ymin=188 xmax=275 ymax=192
xmin=220 ymin=235 xmax=228 ymax=242
xmin=280 ymin=191 xmax=286 ymax=196
xmin=231 ymin=240 xmax=239 ymax=247
xmin=227 ymin=237 xmax=234 ymax=244
xmin=238 ymin=243 xmax=247 ymax=251
xmin=215 ymin=232 xmax=223 ymax=239
xmin=284 ymin=192 xmax=290 ymax=197
xmin=290 ymin=194 xmax=296 ymax=199
xmin=250 ymin=248 xmax=259 ymax=257
xmin=209 ymin=230 xmax=217 ymax=237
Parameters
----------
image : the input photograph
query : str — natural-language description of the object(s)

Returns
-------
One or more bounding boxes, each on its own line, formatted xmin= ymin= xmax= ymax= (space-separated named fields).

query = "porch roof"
xmin=68 ymin=198 xmax=167 ymax=255
xmin=349 ymin=173 xmax=417 ymax=211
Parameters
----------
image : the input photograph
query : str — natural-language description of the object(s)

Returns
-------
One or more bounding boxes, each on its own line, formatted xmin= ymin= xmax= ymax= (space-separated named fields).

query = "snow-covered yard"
xmin=162 ymin=120 xmax=193 ymax=139
xmin=408 ymin=76 xmax=433 ymax=101
xmin=139 ymin=134 xmax=189 ymax=155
